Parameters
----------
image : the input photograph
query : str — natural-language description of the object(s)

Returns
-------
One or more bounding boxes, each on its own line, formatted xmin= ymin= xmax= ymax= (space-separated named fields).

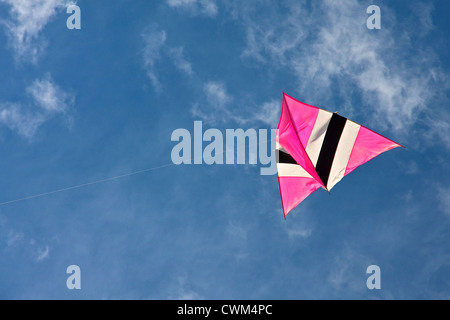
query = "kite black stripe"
xmin=315 ymin=113 xmax=347 ymax=187
xmin=277 ymin=150 xmax=298 ymax=165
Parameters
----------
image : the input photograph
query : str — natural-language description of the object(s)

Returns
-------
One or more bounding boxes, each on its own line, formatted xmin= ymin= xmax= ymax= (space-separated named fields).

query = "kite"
xmin=276 ymin=93 xmax=403 ymax=217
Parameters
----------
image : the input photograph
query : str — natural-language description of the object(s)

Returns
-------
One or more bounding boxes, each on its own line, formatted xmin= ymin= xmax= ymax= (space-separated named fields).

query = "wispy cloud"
xmin=154 ymin=0 xmax=444 ymax=137
xmin=204 ymin=81 xmax=232 ymax=107
xmin=142 ymin=28 xmax=167 ymax=92
xmin=252 ymin=99 xmax=280 ymax=127
xmin=0 ymin=2 xmax=76 ymax=138
xmin=237 ymin=1 xmax=309 ymax=65
xmin=232 ymin=0 xmax=444 ymax=136
xmin=191 ymin=81 xmax=283 ymax=127
xmin=0 ymin=103 xmax=46 ymax=138
xmin=191 ymin=81 xmax=237 ymax=124
xmin=0 ymin=74 xmax=74 ymax=138
xmin=1 ymin=223 xmax=51 ymax=263
xmin=27 ymin=76 xmax=73 ymax=113
xmin=0 ymin=0 xmax=74 ymax=63
xmin=169 ymin=47 xmax=194 ymax=76
xmin=167 ymin=0 xmax=218 ymax=17
xmin=35 ymin=245 xmax=50 ymax=262
xmin=142 ymin=28 xmax=194 ymax=92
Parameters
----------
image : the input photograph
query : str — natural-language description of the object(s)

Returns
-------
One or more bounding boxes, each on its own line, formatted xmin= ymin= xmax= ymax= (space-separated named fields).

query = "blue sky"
xmin=0 ymin=0 xmax=449 ymax=299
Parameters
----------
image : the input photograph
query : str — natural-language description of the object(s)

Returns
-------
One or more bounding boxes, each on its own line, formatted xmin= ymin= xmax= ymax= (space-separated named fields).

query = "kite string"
xmin=0 ymin=138 xmax=272 ymax=206
xmin=0 ymin=163 xmax=176 ymax=206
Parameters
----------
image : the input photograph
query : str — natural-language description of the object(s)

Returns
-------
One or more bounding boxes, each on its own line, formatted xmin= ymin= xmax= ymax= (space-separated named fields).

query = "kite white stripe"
xmin=327 ymin=120 xmax=361 ymax=190
xmin=277 ymin=163 xmax=313 ymax=178
xmin=305 ymin=109 xmax=333 ymax=166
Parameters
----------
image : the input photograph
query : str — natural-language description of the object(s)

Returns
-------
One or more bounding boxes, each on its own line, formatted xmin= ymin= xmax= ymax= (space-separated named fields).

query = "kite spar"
xmin=276 ymin=93 xmax=403 ymax=217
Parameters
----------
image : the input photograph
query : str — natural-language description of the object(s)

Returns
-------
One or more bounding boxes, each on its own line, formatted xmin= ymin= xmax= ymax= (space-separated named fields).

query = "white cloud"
xmin=167 ymin=0 xmax=218 ymax=17
xmin=142 ymin=29 xmax=167 ymax=92
xmin=0 ymin=103 xmax=46 ymax=138
xmin=234 ymin=0 xmax=443 ymax=136
xmin=191 ymin=81 xmax=238 ymax=124
xmin=0 ymin=75 xmax=74 ymax=138
xmin=0 ymin=0 xmax=74 ymax=62
xmin=27 ymin=76 xmax=72 ymax=113
xmin=160 ymin=0 xmax=443 ymax=138
xmin=0 ymin=2 xmax=76 ymax=138
xmin=1 ymin=223 xmax=51 ymax=263
xmin=142 ymin=29 xmax=193 ymax=92
xmin=192 ymin=82 xmax=283 ymax=126
xmin=169 ymin=47 xmax=194 ymax=76
xmin=239 ymin=2 xmax=309 ymax=65
xmin=204 ymin=81 xmax=232 ymax=107
xmin=35 ymin=245 xmax=50 ymax=262
xmin=252 ymin=100 xmax=280 ymax=127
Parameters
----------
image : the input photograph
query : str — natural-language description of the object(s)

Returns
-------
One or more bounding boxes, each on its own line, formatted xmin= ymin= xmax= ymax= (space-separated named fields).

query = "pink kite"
xmin=276 ymin=93 xmax=403 ymax=217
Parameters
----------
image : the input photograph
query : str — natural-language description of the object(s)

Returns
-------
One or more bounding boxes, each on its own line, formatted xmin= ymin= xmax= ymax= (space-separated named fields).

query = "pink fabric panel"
xmin=345 ymin=126 xmax=401 ymax=176
xmin=278 ymin=176 xmax=322 ymax=217
xmin=276 ymin=95 xmax=325 ymax=186
xmin=282 ymin=93 xmax=319 ymax=148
